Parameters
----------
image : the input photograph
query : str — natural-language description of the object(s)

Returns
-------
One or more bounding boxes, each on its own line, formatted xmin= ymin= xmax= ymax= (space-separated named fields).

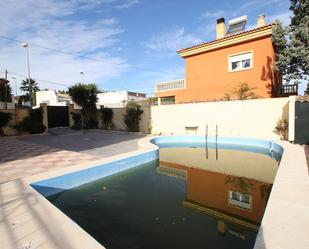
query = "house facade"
xmin=155 ymin=15 xmax=295 ymax=104
xmin=96 ymin=91 xmax=146 ymax=108
xmin=35 ymin=90 xmax=74 ymax=108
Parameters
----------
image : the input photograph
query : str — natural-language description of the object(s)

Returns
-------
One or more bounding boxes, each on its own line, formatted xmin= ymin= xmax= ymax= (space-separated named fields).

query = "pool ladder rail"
xmin=205 ymin=124 xmax=218 ymax=160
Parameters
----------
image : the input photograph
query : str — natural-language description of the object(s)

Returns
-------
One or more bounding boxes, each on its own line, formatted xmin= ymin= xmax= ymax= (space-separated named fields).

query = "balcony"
xmin=156 ymin=79 xmax=186 ymax=92
xmin=280 ymin=84 xmax=298 ymax=97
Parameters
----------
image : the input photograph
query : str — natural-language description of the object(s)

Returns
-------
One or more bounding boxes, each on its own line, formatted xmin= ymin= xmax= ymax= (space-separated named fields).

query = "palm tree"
xmin=20 ymin=78 xmax=40 ymax=94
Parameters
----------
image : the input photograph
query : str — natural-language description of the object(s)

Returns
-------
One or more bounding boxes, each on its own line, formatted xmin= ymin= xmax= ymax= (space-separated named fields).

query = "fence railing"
xmin=280 ymin=84 xmax=298 ymax=96
xmin=156 ymin=79 xmax=186 ymax=92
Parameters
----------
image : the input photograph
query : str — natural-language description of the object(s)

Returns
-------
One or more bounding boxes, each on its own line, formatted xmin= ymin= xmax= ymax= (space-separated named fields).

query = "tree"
xmin=20 ymin=78 xmax=40 ymax=106
xmin=20 ymin=78 xmax=40 ymax=93
xmin=68 ymin=83 xmax=99 ymax=129
xmin=223 ymin=82 xmax=258 ymax=100
xmin=124 ymin=101 xmax=143 ymax=132
xmin=272 ymin=0 xmax=309 ymax=83
xmin=0 ymin=83 xmax=12 ymax=102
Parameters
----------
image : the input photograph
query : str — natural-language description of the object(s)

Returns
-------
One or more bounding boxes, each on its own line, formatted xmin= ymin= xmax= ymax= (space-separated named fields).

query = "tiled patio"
xmin=0 ymin=137 xmax=100 ymax=183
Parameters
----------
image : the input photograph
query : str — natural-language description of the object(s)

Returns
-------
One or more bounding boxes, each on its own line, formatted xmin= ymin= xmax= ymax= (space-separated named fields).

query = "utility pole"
xmin=5 ymin=69 xmax=8 ymax=110
xmin=22 ymin=43 xmax=32 ymax=108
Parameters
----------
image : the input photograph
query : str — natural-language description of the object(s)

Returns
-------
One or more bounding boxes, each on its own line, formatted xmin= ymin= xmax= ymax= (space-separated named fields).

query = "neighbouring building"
xmin=35 ymin=90 xmax=74 ymax=108
xmin=35 ymin=90 xmax=147 ymax=109
xmin=96 ymin=90 xmax=147 ymax=108
xmin=155 ymin=15 xmax=298 ymax=104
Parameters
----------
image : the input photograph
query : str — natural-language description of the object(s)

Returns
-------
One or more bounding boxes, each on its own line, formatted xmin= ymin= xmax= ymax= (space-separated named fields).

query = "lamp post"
xmin=11 ymin=77 xmax=18 ymax=101
xmin=80 ymin=72 xmax=85 ymax=83
xmin=22 ymin=43 xmax=32 ymax=108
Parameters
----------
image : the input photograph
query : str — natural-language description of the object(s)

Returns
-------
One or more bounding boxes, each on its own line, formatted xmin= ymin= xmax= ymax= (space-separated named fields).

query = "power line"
xmin=7 ymin=71 xmax=70 ymax=87
xmin=4 ymin=70 xmax=156 ymax=94
xmin=0 ymin=35 xmax=165 ymax=74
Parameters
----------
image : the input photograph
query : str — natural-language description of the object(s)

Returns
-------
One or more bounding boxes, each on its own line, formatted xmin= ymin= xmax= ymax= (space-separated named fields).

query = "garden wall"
xmin=151 ymin=97 xmax=291 ymax=140
xmin=110 ymin=107 xmax=150 ymax=133
xmin=0 ymin=108 xmax=30 ymax=135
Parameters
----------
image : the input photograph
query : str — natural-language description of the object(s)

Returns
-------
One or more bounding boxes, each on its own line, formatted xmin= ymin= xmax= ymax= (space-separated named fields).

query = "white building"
xmin=96 ymin=91 xmax=147 ymax=108
xmin=35 ymin=90 xmax=147 ymax=109
xmin=35 ymin=90 xmax=73 ymax=108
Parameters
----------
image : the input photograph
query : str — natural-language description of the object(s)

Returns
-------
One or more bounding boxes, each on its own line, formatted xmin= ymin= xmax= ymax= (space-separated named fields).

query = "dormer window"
xmin=228 ymin=51 xmax=253 ymax=72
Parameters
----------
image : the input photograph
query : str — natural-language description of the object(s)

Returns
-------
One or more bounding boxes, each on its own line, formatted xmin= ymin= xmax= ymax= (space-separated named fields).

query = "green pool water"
xmin=48 ymin=148 xmax=279 ymax=249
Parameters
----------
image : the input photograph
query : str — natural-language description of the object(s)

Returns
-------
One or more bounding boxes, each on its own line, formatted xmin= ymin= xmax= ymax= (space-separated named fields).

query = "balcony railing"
xmin=280 ymin=84 xmax=298 ymax=96
xmin=156 ymin=79 xmax=186 ymax=92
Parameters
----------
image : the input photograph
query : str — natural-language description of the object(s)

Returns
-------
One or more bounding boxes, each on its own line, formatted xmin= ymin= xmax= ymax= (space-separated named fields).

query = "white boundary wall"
xmin=151 ymin=97 xmax=291 ymax=140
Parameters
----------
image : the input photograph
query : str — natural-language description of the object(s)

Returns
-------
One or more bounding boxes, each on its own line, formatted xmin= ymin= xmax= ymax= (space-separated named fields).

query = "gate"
xmin=47 ymin=106 xmax=69 ymax=128
xmin=295 ymin=100 xmax=309 ymax=145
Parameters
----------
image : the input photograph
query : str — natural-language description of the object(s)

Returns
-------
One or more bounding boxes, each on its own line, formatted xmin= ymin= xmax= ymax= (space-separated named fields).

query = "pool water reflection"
xmin=47 ymin=147 xmax=279 ymax=249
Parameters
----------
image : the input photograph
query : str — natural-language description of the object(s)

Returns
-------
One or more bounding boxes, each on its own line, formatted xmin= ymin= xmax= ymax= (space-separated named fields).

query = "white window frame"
xmin=228 ymin=191 xmax=252 ymax=210
xmin=228 ymin=50 xmax=253 ymax=72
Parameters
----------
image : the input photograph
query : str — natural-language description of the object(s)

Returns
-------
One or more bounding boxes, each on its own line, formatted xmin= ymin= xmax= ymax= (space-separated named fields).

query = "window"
xmin=228 ymin=191 xmax=252 ymax=210
xmin=160 ymin=96 xmax=175 ymax=105
xmin=228 ymin=51 xmax=253 ymax=72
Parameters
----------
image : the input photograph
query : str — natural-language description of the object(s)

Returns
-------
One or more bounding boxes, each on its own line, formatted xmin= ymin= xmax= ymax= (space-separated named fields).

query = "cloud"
xmin=0 ymin=0 xmax=129 ymax=91
xmin=143 ymin=27 xmax=203 ymax=52
xmin=200 ymin=10 xmax=226 ymax=20
xmin=267 ymin=11 xmax=292 ymax=26
xmin=116 ymin=0 xmax=139 ymax=9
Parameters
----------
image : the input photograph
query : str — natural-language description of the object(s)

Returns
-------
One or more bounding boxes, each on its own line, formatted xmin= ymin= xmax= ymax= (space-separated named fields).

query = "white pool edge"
xmin=0 ymin=136 xmax=308 ymax=249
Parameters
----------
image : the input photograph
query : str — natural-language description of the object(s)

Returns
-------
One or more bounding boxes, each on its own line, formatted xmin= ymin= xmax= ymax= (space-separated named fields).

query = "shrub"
xmin=71 ymin=112 xmax=82 ymax=130
xmin=15 ymin=108 xmax=46 ymax=134
xmin=124 ymin=101 xmax=143 ymax=132
xmin=100 ymin=107 xmax=114 ymax=130
xmin=274 ymin=118 xmax=288 ymax=140
xmin=0 ymin=111 xmax=12 ymax=135
xmin=68 ymin=83 xmax=99 ymax=129
xmin=223 ymin=82 xmax=259 ymax=100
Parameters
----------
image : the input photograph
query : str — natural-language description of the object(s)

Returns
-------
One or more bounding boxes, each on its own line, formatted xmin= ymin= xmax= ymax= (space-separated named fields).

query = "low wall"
xmin=109 ymin=107 xmax=150 ymax=133
xmin=0 ymin=108 xmax=30 ymax=135
xmin=70 ymin=106 xmax=150 ymax=133
xmin=0 ymin=102 xmax=15 ymax=109
xmin=151 ymin=97 xmax=290 ymax=140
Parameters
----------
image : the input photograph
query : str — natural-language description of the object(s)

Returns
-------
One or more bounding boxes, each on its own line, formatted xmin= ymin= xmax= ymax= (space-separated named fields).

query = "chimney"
xmin=257 ymin=14 xmax=266 ymax=28
xmin=216 ymin=18 xmax=226 ymax=39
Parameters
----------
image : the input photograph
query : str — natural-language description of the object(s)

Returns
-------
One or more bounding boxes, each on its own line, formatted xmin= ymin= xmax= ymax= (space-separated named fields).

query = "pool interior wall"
xmin=31 ymin=136 xmax=283 ymax=198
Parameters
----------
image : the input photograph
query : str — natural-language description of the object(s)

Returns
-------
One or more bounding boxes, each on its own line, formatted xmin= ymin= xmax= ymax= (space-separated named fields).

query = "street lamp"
xmin=11 ymin=77 xmax=18 ymax=101
xmin=22 ymin=43 xmax=32 ymax=108
xmin=80 ymin=71 xmax=85 ymax=83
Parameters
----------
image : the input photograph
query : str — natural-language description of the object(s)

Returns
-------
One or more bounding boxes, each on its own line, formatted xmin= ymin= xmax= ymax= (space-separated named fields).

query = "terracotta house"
xmin=155 ymin=15 xmax=297 ymax=104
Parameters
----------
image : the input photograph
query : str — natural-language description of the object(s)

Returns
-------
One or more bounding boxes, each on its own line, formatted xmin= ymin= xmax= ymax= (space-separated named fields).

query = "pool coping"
xmin=0 ymin=136 xmax=308 ymax=249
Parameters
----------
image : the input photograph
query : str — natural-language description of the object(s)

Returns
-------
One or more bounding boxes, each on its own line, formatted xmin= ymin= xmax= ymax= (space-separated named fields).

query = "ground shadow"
xmin=17 ymin=129 xmax=146 ymax=157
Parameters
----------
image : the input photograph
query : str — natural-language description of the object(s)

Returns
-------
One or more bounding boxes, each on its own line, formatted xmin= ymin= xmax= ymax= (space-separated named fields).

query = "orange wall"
xmin=160 ymin=161 xmax=270 ymax=224
xmin=156 ymin=36 xmax=280 ymax=103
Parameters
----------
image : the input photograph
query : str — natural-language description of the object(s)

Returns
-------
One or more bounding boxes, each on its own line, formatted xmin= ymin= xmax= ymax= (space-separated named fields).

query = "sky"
xmin=1 ymin=0 xmax=304 ymax=96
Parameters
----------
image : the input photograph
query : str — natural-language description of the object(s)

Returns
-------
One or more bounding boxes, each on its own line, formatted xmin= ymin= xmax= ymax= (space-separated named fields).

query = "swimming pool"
xmin=31 ymin=136 xmax=283 ymax=249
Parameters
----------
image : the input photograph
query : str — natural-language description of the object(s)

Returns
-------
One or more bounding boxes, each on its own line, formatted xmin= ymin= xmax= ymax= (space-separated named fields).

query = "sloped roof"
xmin=177 ymin=24 xmax=273 ymax=56
xmin=296 ymin=95 xmax=309 ymax=102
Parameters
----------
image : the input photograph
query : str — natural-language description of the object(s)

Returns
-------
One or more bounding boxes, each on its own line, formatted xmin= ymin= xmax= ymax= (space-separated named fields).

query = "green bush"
xmin=15 ymin=108 xmax=46 ymax=134
xmin=68 ymin=83 xmax=99 ymax=129
xmin=100 ymin=107 xmax=114 ymax=130
xmin=0 ymin=111 xmax=12 ymax=135
xmin=71 ymin=112 xmax=82 ymax=130
xmin=124 ymin=101 xmax=143 ymax=132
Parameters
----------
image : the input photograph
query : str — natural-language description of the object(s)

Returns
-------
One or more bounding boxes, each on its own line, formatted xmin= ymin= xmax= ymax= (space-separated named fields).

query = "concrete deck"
xmin=254 ymin=142 xmax=309 ymax=249
xmin=0 ymin=135 xmax=308 ymax=249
